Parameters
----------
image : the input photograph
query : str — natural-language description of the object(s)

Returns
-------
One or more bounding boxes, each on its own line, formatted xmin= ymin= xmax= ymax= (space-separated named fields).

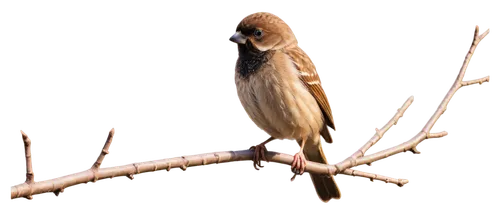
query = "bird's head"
xmin=229 ymin=12 xmax=297 ymax=52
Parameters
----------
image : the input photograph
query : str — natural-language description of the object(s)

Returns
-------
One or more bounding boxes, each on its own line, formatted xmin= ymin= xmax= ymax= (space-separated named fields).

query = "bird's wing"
xmin=286 ymin=46 xmax=336 ymax=133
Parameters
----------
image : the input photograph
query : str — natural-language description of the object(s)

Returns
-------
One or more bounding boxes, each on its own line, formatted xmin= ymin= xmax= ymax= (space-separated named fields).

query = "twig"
xmin=462 ymin=76 xmax=490 ymax=86
xmin=341 ymin=169 xmax=409 ymax=187
xmin=20 ymin=131 xmax=34 ymax=199
xmin=347 ymin=96 xmax=414 ymax=161
xmin=421 ymin=26 xmax=489 ymax=133
xmin=426 ymin=131 xmax=448 ymax=139
xmin=333 ymin=25 xmax=491 ymax=173
xmin=92 ymin=128 xmax=118 ymax=169
xmin=5 ymin=149 xmax=409 ymax=199
xmin=21 ymin=131 xmax=34 ymax=184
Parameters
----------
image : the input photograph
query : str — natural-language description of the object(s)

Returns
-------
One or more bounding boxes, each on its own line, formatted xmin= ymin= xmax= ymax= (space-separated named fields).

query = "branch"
xmin=92 ymin=128 xmax=118 ymax=169
xmin=421 ymin=26 xmax=489 ymax=133
xmin=20 ymin=131 xmax=34 ymax=199
xmin=462 ymin=76 xmax=490 ymax=86
xmin=9 ymin=149 xmax=409 ymax=199
xmin=341 ymin=169 xmax=409 ymax=187
xmin=426 ymin=131 xmax=448 ymax=139
xmin=332 ymin=25 xmax=491 ymax=173
xmin=347 ymin=96 xmax=414 ymax=161
xmin=21 ymin=131 xmax=34 ymax=184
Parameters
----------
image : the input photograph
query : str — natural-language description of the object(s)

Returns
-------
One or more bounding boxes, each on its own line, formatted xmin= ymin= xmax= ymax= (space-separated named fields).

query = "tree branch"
xmin=344 ymin=95 xmax=415 ymax=164
xmin=421 ymin=26 xmax=489 ymax=134
xmin=332 ymin=25 xmax=491 ymax=173
xmin=426 ymin=131 xmax=448 ymax=139
xmin=9 ymin=149 xmax=409 ymax=199
xmin=21 ymin=131 xmax=34 ymax=184
xmin=20 ymin=131 xmax=34 ymax=199
xmin=461 ymin=76 xmax=490 ymax=86
xmin=91 ymin=128 xmax=115 ymax=171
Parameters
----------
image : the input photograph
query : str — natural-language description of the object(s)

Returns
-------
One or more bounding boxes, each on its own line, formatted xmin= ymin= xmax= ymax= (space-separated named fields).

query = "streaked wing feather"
xmin=287 ymin=46 xmax=336 ymax=131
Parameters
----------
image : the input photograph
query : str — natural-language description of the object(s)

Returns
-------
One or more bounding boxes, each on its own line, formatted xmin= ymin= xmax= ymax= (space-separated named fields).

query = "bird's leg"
xmin=290 ymin=139 xmax=306 ymax=174
xmin=249 ymin=136 xmax=275 ymax=170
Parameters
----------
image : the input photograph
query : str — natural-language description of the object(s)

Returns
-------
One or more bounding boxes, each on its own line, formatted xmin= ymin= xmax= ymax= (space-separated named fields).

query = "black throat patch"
xmin=236 ymin=42 xmax=275 ymax=79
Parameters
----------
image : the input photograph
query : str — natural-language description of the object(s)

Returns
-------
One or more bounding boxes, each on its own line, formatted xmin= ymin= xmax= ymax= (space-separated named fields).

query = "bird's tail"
xmin=303 ymin=141 xmax=341 ymax=202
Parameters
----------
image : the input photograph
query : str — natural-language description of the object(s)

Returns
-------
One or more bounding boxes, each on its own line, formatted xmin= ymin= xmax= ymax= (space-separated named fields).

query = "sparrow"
xmin=230 ymin=12 xmax=340 ymax=202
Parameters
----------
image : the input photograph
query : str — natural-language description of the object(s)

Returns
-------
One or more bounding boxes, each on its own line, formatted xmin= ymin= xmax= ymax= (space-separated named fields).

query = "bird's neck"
xmin=237 ymin=43 xmax=275 ymax=79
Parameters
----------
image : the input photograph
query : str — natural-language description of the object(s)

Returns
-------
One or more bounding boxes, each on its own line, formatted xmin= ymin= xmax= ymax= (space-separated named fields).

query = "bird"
xmin=229 ymin=12 xmax=340 ymax=202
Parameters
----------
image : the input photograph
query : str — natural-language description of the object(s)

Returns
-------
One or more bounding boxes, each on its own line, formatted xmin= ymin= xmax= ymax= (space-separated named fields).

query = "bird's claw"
xmin=288 ymin=170 xmax=302 ymax=184
xmin=250 ymin=144 xmax=268 ymax=170
xmin=291 ymin=152 xmax=306 ymax=177
xmin=288 ymin=175 xmax=299 ymax=184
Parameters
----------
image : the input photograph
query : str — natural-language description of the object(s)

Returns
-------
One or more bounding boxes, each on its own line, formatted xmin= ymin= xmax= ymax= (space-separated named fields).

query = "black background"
xmin=0 ymin=3 xmax=498 ymax=212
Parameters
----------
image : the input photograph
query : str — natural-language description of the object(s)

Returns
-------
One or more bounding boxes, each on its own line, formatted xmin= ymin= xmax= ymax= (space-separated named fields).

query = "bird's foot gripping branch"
xmin=11 ymin=26 xmax=489 ymax=200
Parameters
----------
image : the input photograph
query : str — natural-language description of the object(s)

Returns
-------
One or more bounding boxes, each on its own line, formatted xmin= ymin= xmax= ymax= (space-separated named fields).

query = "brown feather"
xmin=303 ymin=140 xmax=341 ymax=201
xmin=285 ymin=46 xmax=336 ymax=138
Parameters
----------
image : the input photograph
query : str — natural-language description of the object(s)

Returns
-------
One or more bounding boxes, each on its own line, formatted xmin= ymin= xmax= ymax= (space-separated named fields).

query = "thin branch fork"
xmin=92 ymin=128 xmax=114 ymax=170
xmin=13 ymin=128 xmax=116 ymax=199
xmin=346 ymin=95 xmax=414 ymax=161
xmin=332 ymin=25 xmax=492 ymax=175
xmin=90 ymin=128 xmax=115 ymax=183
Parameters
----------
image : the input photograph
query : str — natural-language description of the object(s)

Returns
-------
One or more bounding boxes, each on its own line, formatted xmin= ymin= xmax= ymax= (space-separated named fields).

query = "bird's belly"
xmin=236 ymin=65 xmax=323 ymax=140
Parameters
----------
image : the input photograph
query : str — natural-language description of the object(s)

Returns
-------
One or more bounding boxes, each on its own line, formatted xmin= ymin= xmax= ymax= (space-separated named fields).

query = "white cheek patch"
xmin=254 ymin=42 xmax=273 ymax=52
xmin=253 ymin=34 xmax=283 ymax=51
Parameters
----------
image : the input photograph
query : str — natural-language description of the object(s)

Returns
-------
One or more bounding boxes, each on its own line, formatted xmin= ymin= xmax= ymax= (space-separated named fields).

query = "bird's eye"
xmin=254 ymin=29 xmax=263 ymax=38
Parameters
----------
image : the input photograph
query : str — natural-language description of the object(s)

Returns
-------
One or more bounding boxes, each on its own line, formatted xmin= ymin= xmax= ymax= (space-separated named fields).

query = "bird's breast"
xmin=235 ymin=51 xmax=323 ymax=140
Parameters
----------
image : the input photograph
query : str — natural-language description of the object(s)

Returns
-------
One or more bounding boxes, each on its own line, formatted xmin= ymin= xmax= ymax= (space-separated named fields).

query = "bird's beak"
xmin=229 ymin=31 xmax=247 ymax=44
